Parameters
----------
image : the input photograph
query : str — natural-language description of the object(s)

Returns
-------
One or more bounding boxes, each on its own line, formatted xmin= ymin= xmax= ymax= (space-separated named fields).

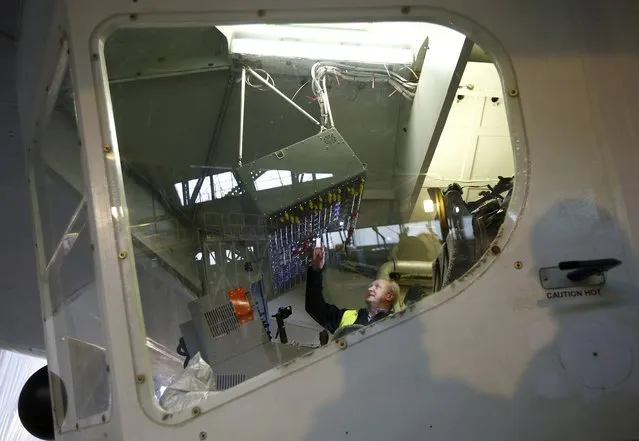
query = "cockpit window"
xmin=103 ymin=20 xmax=515 ymax=414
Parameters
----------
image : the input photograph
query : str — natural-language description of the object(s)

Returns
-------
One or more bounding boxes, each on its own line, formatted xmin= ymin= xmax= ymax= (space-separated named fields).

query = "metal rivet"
xmin=103 ymin=145 xmax=112 ymax=153
xmin=336 ymin=339 xmax=347 ymax=349
xmin=118 ymin=251 xmax=127 ymax=259
xmin=508 ymin=88 xmax=519 ymax=97
xmin=191 ymin=407 xmax=201 ymax=417
xmin=401 ymin=6 xmax=411 ymax=14
xmin=199 ymin=432 xmax=207 ymax=440
xmin=135 ymin=374 xmax=145 ymax=384
xmin=491 ymin=245 xmax=501 ymax=255
xmin=514 ymin=261 xmax=523 ymax=269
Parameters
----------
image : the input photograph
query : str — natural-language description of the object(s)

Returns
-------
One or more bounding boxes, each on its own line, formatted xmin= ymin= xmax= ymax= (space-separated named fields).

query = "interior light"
xmin=230 ymin=38 xmax=414 ymax=65
xmin=423 ymin=199 xmax=435 ymax=213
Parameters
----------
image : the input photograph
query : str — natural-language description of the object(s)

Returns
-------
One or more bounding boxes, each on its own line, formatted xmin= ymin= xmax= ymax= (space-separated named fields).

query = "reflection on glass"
xmin=30 ymin=69 xmax=110 ymax=431
xmin=212 ymin=172 xmax=239 ymax=199
xmin=254 ymin=169 xmax=292 ymax=191
xmin=103 ymin=19 xmax=514 ymax=413
xmin=174 ymin=171 xmax=240 ymax=205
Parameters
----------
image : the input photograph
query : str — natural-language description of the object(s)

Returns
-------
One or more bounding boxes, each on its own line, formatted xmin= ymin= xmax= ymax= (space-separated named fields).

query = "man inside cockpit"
xmin=305 ymin=246 xmax=399 ymax=333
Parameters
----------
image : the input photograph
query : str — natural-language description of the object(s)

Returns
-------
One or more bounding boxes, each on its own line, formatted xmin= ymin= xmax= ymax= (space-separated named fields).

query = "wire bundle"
xmin=310 ymin=62 xmax=419 ymax=129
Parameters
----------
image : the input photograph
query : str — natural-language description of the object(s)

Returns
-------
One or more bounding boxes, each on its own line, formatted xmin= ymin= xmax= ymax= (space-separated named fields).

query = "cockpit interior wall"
xmin=395 ymin=27 xmax=472 ymax=221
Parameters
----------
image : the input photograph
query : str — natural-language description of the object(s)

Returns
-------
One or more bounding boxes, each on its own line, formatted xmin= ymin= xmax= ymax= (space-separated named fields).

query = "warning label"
xmin=545 ymin=288 xmax=601 ymax=299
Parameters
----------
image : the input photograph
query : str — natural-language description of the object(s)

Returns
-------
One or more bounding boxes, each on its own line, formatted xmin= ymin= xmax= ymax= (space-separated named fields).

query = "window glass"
xmin=103 ymin=21 xmax=515 ymax=412
xmin=30 ymin=69 xmax=111 ymax=431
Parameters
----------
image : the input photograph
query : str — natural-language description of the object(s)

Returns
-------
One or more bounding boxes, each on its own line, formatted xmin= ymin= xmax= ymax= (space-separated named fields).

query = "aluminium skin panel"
xmin=15 ymin=1 xmax=639 ymax=440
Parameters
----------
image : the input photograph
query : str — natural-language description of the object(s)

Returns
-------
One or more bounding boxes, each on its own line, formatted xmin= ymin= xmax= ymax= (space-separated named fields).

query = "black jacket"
xmin=305 ymin=267 xmax=390 ymax=333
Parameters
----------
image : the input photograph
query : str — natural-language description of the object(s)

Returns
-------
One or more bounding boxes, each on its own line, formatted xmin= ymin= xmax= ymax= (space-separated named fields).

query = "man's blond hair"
xmin=383 ymin=279 xmax=404 ymax=312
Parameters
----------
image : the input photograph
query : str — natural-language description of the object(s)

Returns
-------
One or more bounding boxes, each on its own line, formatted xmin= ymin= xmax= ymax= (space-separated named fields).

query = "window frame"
xmin=88 ymin=8 xmax=529 ymax=425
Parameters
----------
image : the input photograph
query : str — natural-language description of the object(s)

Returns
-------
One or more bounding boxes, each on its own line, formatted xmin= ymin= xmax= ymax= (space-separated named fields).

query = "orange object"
xmin=228 ymin=287 xmax=254 ymax=325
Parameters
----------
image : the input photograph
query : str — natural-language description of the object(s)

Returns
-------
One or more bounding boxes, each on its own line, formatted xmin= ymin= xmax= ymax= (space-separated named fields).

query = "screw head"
xmin=135 ymin=374 xmax=145 ymax=384
xmin=514 ymin=261 xmax=523 ymax=270
xmin=118 ymin=251 xmax=127 ymax=259
xmin=336 ymin=339 xmax=347 ymax=349
xmin=103 ymin=145 xmax=112 ymax=153
xmin=199 ymin=432 xmax=208 ymax=440
xmin=508 ymin=88 xmax=519 ymax=97
xmin=191 ymin=407 xmax=201 ymax=417
xmin=491 ymin=245 xmax=501 ymax=255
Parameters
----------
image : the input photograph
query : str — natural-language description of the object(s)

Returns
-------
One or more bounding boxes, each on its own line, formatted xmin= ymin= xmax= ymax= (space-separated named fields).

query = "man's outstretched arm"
xmin=305 ymin=247 xmax=344 ymax=333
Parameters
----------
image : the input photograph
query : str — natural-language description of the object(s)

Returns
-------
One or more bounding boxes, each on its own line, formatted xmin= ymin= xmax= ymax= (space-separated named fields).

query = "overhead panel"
xmin=236 ymin=128 xmax=366 ymax=295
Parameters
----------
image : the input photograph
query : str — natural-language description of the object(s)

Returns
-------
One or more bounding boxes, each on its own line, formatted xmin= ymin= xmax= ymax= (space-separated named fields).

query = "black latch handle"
xmin=558 ymin=258 xmax=621 ymax=282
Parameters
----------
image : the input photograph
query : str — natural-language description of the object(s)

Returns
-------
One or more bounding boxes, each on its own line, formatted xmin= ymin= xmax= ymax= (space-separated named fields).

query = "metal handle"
xmin=558 ymin=258 xmax=621 ymax=282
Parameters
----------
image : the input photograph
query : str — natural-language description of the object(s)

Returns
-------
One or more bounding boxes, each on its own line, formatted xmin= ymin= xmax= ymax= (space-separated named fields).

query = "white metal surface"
xmin=15 ymin=1 xmax=639 ymax=440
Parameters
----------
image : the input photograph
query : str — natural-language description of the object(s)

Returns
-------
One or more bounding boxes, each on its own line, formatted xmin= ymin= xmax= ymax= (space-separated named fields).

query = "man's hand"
xmin=312 ymin=246 xmax=325 ymax=270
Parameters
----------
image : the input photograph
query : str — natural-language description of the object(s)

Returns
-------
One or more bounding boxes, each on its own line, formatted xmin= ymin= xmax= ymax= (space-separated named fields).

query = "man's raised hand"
xmin=312 ymin=246 xmax=325 ymax=270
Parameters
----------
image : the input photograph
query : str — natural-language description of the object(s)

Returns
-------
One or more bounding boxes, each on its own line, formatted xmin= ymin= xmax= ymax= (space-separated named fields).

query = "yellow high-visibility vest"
xmin=338 ymin=310 xmax=359 ymax=328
